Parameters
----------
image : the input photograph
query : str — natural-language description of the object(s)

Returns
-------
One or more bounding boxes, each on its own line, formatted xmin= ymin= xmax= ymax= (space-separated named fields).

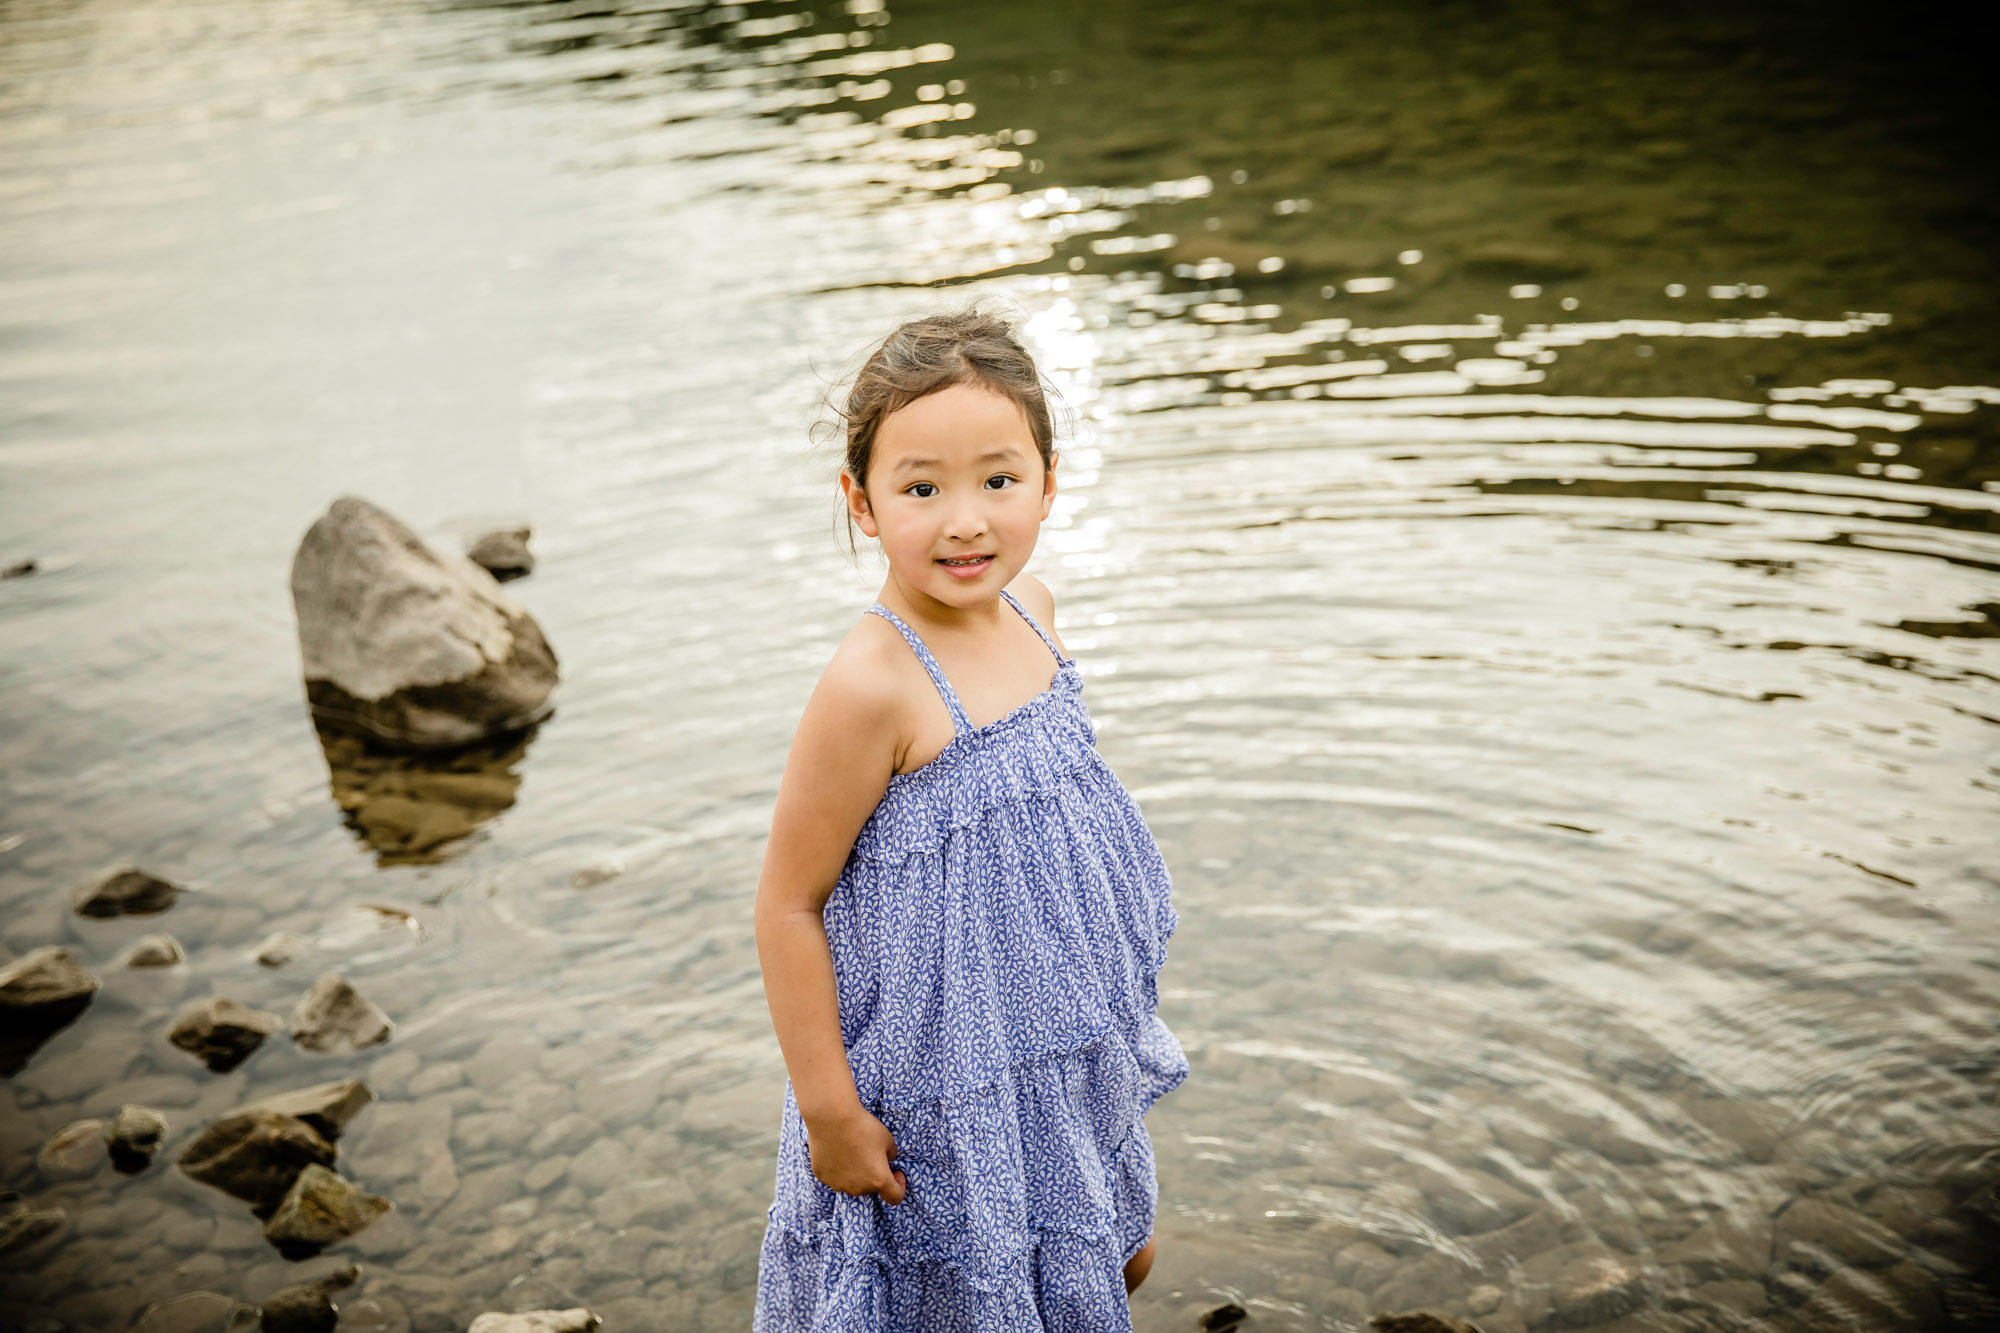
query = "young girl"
xmin=751 ymin=304 xmax=1188 ymax=1331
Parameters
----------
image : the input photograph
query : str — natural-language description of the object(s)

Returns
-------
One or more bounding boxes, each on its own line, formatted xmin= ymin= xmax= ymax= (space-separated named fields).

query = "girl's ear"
xmin=840 ymin=470 xmax=880 ymax=540
xmin=1041 ymin=451 xmax=1059 ymax=519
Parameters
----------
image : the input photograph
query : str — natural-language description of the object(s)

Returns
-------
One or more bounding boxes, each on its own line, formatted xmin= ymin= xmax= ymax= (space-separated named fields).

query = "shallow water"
xmin=2 ymin=1 xmax=1996 ymax=1330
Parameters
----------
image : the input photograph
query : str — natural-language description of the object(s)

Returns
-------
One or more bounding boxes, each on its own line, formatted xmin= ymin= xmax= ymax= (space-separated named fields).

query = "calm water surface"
xmin=2 ymin=1 xmax=1996 ymax=1330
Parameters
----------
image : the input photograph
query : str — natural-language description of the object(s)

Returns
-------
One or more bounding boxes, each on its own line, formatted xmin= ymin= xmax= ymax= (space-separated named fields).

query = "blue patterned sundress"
xmin=754 ymin=588 xmax=1189 ymax=1332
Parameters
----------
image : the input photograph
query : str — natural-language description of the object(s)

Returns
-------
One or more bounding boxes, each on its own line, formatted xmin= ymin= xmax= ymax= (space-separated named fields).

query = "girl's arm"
xmin=753 ymin=643 xmax=908 ymax=1204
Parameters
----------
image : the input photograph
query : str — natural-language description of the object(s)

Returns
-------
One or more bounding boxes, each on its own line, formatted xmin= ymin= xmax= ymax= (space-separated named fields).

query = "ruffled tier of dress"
xmin=758 ymin=1003 xmax=1185 ymax=1333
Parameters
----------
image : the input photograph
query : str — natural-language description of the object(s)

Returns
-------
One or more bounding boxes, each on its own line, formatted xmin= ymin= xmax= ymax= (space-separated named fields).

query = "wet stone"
xmin=1657 ymin=1205 xmax=1775 ymax=1281
xmin=38 ymin=1117 xmax=108 ymax=1178
xmin=69 ymin=866 xmax=183 ymax=917
xmin=244 ymin=1076 xmax=374 ymax=1143
xmin=1775 ymin=1196 xmax=1905 ymax=1269
xmin=122 ymin=933 xmax=185 ymax=967
xmin=290 ymin=973 xmax=393 ymax=1053
xmin=263 ymin=1163 xmax=392 ymax=1251
xmin=1415 ymin=1162 xmax=1538 ymax=1235
xmin=255 ymin=930 xmax=309 ymax=968
xmin=167 ymin=996 xmax=283 ymax=1073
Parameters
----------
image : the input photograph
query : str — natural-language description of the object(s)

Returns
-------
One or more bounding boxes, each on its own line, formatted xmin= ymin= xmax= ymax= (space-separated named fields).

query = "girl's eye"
xmin=986 ymin=475 xmax=1016 ymax=490
xmin=908 ymin=482 xmax=937 ymax=498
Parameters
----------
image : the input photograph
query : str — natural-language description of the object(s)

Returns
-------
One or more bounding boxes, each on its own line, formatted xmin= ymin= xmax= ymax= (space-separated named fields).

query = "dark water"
xmin=2 ymin=1 xmax=1996 ymax=1330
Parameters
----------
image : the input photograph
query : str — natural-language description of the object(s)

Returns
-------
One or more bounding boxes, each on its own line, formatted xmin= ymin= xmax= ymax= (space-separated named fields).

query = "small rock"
xmin=131 ymin=1289 xmax=250 ymax=1332
xmin=0 ymin=945 xmax=99 ymax=1075
xmin=177 ymin=1109 xmax=337 ymax=1213
xmin=291 ymin=973 xmax=393 ymax=1053
xmin=255 ymin=930 xmax=310 ymax=967
xmin=2 ymin=557 xmax=37 ymax=578
xmin=465 ymin=527 xmax=534 ymax=580
xmin=1334 ymin=1240 xmax=1401 ymax=1293
xmin=1657 ymin=1206 xmax=1774 ymax=1281
xmin=1467 ymin=1285 xmax=1503 ymax=1315
xmin=69 ymin=865 xmax=184 ymax=916
xmin=1688 ymin=1280 xmax=1768 ymax=1315
xmin=168 ymin=996 xmax=285 ymax=1073
xmin=122 ymin=933 xmax=187 ymax=967
xmin=0 ymin=1194 xmax=68 ymax=1256
xmin=465 ymin=1310 xmax=601 ymax=1333
xmin=1369 ymin=1313 xmax=1482 ymax=1333
xmin=1197 ymin=1305 xmax=1248 ymax=1332
xmin=107 ymin=1104 xmax=170 ymax=1172
xmin=1552 ymin=1252 xmax=1648 ymax=1325
xmin=245 ymin=1077 xmax=375 ymax=1143
xmin=38 ymin=1119 xmax=108 ymax=1178
xmin=1796 ymin=1266 xmax=1919 ymax=1330
xmin=1775 ymin=1196 xmax=1904 ymax=1269
xmin=259 ymin=1261 xmax=360 ymax=1333
xmin=264 ymin=1163 xmax=393 ymax=1252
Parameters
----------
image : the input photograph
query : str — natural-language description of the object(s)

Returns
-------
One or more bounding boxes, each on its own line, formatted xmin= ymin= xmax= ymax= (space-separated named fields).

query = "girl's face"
xmin=843 ymin=381 xmax=1057 ymax=608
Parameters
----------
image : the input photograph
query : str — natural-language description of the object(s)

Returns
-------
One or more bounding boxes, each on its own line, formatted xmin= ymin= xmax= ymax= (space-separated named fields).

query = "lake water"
xmin=2 ymin=1 xmax=1996 ymax=1330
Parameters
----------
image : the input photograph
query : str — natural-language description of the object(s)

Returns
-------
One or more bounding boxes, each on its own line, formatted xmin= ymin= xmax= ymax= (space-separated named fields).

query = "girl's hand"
xmin=804 ymin=1102 xmax=907 ymax=1205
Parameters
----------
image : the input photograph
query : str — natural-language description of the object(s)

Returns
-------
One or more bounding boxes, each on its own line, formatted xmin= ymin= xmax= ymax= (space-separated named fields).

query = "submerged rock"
xmin=466 ymin=1309 xmax=600 ymax=1333
xmin=1198 ymin=1304 xmax=1248 ymax=1332
xmin=177 ymin=1109 xmax=337 ymax=1214
xmin=255 ymin=930 xmax=309 ymax=967
xmin=69 ymin=865 xmax=184 ymax=916
xmin=264 ymin=1164 xmax=391 ymax=1252
xmin=246 ymin=1077 xmax=375 ymax=1142
xmin=0 ymin=1194 xmax=68 ymax=1258
xmin=290 ymin=973 xmax=393 ymax=1053
xmin=290 ymin=496 xmax=559 ymax=749
xmin=107 ymin=1103 xmax=170 ymax=1172
xmin=1370 ymin=1313 xmax=1484 ymax=1333
xmin=131 ymin=1289 xmax=252 ymax=1332
xmin=167 ymin=996 xmax=285 ymax=1073
xmin=122 ymin=933 xmax=186 ymax=967
xmin=466 ymin=526 xmax=534 ymax=580
xmin=260 ymin=1263 xmax=360 ymax=1333
xmin=37 ymin=1119 xmax=108 ymax=1178
xmin=0 ymin=945 xmax=99 ymax=1075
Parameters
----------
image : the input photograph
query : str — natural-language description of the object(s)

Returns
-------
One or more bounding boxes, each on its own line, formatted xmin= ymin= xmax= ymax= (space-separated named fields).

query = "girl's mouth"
xmin=937 ymin=554 xmax=994 ymax=578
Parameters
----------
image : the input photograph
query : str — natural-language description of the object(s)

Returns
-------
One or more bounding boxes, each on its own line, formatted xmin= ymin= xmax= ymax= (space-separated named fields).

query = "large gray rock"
xmin=290 ymin=496 xmax=559 ymax=749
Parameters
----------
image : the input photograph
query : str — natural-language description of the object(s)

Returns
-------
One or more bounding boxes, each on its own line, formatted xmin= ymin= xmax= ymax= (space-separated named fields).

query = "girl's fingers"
xmin=881 ymin=1166 xmax=907 ymax=1206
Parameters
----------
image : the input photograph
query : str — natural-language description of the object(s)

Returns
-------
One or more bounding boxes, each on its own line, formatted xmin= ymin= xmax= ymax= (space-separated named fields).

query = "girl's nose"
xmin=947 ymin=499 xmax=987 ymax=540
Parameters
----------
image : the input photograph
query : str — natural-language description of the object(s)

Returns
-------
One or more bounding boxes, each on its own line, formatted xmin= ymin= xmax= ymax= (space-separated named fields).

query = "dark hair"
xmin=822 ymin=300 xmax=1063 ymax=558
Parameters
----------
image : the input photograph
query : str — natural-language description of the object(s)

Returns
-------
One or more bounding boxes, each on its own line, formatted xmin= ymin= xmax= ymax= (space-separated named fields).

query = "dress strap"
xmin=865 ymin=603 xmax=973 ymax=738
xmin=999 ymin=588 xmax=1069 ymax=666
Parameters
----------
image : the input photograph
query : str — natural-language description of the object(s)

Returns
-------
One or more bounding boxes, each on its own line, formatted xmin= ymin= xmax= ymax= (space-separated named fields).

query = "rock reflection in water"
xmin=313 ymin=721 xmax=536 ymax=866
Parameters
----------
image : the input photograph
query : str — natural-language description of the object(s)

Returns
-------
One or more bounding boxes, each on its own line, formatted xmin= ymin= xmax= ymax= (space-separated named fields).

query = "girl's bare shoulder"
xmin=1005 ymin=571 xmax=1067 ymax=656
xmin=795 ymin=609 xmax=920 ymax=769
